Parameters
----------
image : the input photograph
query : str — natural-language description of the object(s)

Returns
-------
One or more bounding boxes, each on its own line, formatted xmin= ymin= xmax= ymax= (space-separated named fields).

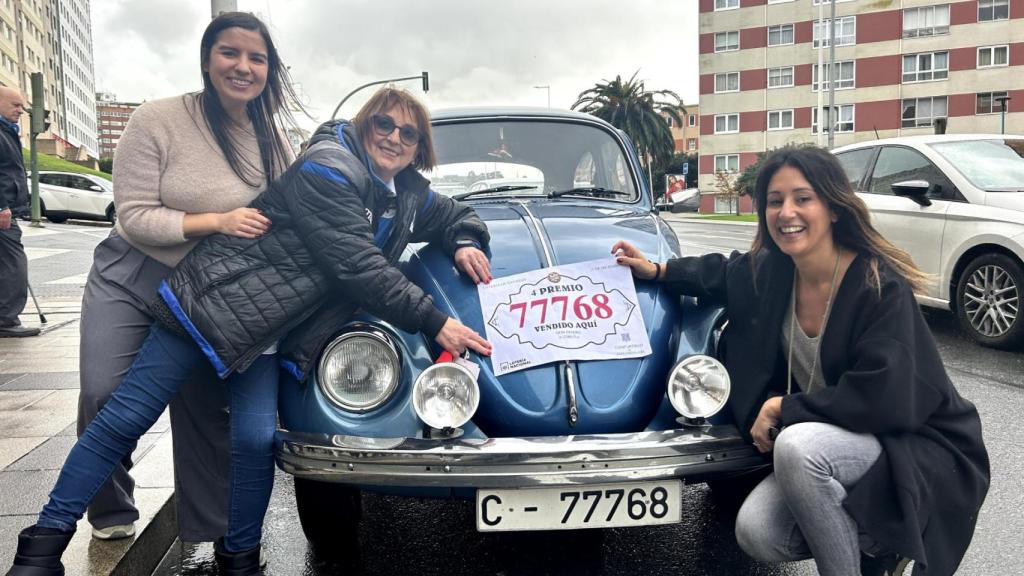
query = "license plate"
xmin=476 ymin=480 xmax=681 ymax=532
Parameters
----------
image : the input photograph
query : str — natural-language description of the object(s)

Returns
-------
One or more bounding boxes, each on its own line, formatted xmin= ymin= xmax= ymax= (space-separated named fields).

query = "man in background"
xmin=0 ymin=85 xmax=39 ymax=337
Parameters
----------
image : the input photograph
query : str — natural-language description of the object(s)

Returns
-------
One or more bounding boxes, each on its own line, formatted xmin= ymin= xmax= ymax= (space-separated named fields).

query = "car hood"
xmin=404 ymin=200 xmax=680 ymax=436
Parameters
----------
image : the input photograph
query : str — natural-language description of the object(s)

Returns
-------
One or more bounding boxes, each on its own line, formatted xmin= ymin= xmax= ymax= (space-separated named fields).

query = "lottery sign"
xmin=479 ymin=258 xmax=651 ymax=376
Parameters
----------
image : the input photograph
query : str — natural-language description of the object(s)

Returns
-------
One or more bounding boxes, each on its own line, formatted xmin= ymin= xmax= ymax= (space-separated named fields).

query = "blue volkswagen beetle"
xmin=275 ymin=108 xmax=764 ymax=545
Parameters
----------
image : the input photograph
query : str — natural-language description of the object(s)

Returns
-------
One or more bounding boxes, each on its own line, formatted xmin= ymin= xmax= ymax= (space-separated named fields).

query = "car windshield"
xmin=929 ymin=139 xmax=1024 ymax=192
xmin=427 ymin=119 xmax=639 ymax=202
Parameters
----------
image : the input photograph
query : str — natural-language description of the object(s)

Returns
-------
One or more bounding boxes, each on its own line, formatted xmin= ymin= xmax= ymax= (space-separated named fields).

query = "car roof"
xmin=833 ymin=133 xmax=1024 ymax=153
xmin=431 ymin=106 xmax=611 ymax=125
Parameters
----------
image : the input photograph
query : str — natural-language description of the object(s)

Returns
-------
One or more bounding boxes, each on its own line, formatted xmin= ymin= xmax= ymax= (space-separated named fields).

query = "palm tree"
xmin=571 ymin=72 xmax=685 ymax=176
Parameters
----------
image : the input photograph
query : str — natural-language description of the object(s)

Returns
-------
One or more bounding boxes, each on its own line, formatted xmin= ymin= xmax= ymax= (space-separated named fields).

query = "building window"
xmin=768 ymin=66 xmax=794 ymax=88
xmin=813 ymin=16 xmax=856 ymax=48
xmin=714 ymin=114 xmax=740 ymax=134
xmin=767 ymin=0 xmax=795 ymax=3
xmin=901 ymin=97 xmax=948 ymax=127
xmin=715 ymin=195 xmax=738 ymax=214
xmin=715 ymin=0 xmax=740 ymax=10
xmin=902 ymin=52 xmax=948 ymax=82
xmin=977 ymin=91 xmax=1009 ymax=114
xmin=812 ymin=61 xmax=855 ymax=91
xmin=978 ymin=0 xmax=1009 ymax=21
xmin=767 ymin=24 xmax=794 ymax=46
xmin=767 ymin=109 xmax=794 ymax=131
xmin=903 ymin=5 xmax=950 ymax=37
xmin=687 ymin=138 xmax=697 ymax=151
xmin=715 ymin=31 xmax=740 ymax=53
xmin=714 ymin=154 xmax=739 ymax=173
xmin=812 ymin=0 xmax=856 ymax=4
xmin=688 ymin=114 xmax=697 ymax=127
xmin=714 ymin=72 xmax=739 ymax=93
xmin=977 ymin=45 xmax=1009 ymax=68
xmin=812 ymin=105 xmax=854 ymax=133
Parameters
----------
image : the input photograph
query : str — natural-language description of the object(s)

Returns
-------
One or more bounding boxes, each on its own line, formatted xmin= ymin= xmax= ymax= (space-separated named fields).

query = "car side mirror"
xmin=88 ymin=185 xmax=103 ymax=192
xmin=890 ymin=180 xmax=932 ymax=207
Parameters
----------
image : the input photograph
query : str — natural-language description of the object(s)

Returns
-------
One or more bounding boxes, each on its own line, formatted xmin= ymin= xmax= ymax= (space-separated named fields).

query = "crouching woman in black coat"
xmin=7 ymin=87 xmax=492 ymax=576
xmin=612 ymin=146 xmax=988 ymax=576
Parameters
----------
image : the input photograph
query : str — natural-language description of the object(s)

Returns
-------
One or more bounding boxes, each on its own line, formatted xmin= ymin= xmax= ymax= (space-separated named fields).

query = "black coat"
xmin=153 ymin=120 xmax=489 ymax=379
xmin=0 ymin=121 xmax=28 ymax=215
xmin=664 ymin=249 xmax=989 ymax=576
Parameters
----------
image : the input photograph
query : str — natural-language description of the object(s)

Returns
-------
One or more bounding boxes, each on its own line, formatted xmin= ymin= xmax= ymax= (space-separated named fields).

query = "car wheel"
xmin=955 ymin=253 xmax=1024 ymax=349
xmin=106 ymin=205 xmax=116 ymax=224
xmin=45 ymin=210 xmax=67 ymax=224
xmin=293 ymin=477 xmax=361 ymax=555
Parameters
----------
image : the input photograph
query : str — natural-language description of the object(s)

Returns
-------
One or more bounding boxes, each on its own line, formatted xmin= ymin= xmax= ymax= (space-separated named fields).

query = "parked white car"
xmin=28 ymin=171 xmax=115 ymax=224
xmin=833 ymin=134 xmax=1024 ymax=349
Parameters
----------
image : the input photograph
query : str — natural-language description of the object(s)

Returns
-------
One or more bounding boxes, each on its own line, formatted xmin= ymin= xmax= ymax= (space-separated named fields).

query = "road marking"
xmin=45 ymin=273 xmax=89 ymax=285
xmin=25 ymin=247 xmax=69 ymax=261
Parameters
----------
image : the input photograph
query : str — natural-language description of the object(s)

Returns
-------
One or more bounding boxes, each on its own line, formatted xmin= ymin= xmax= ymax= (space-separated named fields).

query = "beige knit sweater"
xmin=112 ymin=94 xmax=287 ymax=267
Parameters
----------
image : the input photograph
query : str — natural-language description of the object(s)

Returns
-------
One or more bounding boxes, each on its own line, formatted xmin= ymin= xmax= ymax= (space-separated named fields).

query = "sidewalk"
xmin=0 ymin=268 xmax=177 ymax=573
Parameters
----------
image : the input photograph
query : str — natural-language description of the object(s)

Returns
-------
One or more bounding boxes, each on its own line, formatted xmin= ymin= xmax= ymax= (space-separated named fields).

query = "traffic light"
xmin=31 ymin=108 xmax=51 ymax=134
xmin=29 ymin=72 xmax=49 ymax=135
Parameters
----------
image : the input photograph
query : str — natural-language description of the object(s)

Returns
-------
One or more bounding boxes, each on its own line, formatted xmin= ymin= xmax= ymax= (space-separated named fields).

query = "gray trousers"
xmin=78 ymin=232 xmax=231 ymax=540
xmin=734 ymin=422 xmax=883 ymax=576
xmin=0 ymin=221 xmax=28 ymax=325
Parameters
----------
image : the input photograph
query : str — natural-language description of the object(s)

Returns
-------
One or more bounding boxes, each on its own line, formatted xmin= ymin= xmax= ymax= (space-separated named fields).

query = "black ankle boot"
xmin=6 ymin=525 xmax=74 ymax=576
xmin=213 ymin=538 xmax=263 ymax=576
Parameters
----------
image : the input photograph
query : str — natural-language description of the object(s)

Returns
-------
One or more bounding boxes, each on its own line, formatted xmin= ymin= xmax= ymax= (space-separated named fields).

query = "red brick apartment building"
xmin=698 ymin=0 xmax=1023 ymax=213
xmin=96 ymin=93 xmax=140 ymax=160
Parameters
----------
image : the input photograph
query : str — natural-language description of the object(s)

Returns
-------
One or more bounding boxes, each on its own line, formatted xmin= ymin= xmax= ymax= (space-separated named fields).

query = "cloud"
xmin=92 ymin=0 xmax=698 ymax=121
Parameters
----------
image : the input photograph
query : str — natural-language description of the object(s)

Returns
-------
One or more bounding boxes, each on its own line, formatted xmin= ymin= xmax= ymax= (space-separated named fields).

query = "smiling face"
xmin=203 ymin=27 xmax=268 ymax=120
xmin=765 ymin=165 xmax=838 ymax=263
xmin=365 ymin=105 xmax=420 ymax=182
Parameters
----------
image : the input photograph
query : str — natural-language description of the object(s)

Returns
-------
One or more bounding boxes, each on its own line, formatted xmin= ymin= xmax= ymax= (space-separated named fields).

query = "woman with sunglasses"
xmin=611 ymin=147 xmax=988 ymax=576
xmin=8 ymin=86 xmax=492 ymax=576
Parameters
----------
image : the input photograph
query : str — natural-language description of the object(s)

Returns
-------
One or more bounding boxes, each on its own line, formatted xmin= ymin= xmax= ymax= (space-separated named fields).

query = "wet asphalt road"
xmin=152 ymin=218 xmax=1023 ymax=575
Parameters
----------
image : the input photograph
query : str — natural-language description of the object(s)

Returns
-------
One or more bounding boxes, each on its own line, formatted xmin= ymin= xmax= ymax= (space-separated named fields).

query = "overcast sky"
xmin=91 ymin=0 xmax=699 ymax=126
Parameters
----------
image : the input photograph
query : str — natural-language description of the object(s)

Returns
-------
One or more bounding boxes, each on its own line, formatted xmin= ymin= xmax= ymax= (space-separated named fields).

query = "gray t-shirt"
xmin=782 ymin=289 xmax=825 ymax=393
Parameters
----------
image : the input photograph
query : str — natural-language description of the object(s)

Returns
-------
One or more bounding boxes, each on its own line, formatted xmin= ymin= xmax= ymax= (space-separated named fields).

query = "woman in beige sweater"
xmin=74 ymin=11 xmax=298 ymax=546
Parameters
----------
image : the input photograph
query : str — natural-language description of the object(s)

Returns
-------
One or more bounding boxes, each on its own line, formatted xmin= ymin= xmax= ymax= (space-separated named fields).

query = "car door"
xmin=37 ymin=173 xmax=71 ymax=212
xmin=66 ymin=175 xmax=109 ymax=218
xmin=861 ymin=145 xmax=956 ymax=301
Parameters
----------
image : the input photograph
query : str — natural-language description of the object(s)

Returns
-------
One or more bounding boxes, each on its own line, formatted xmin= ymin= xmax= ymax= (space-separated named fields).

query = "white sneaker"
xmin=91 ymin=523 xmax=136 ymax=540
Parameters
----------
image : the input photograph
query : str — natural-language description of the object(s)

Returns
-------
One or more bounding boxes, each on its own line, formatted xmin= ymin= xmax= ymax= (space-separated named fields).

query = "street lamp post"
xmin=330 ymin=72 xmax=430 ymax=120
xmin=533 ymin=85 xmax=550 ymax=108
xmin=995 ymin=95 xmax=1012 ymax=134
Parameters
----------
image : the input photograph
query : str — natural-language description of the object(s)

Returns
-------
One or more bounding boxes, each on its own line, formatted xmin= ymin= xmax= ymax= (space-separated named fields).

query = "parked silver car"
xmin=28 ymin=171 xmax=116 ymax=224
xmin=833 ymin=134 xmax=1024 ymax=349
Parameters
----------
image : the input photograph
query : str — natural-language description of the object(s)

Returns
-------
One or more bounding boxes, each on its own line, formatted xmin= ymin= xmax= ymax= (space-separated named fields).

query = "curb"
xmin=110 ymin=494 xmax=178 ymax=576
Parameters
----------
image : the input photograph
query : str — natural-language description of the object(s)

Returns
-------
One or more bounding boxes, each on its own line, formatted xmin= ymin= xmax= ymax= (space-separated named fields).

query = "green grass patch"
xmin=22 ymin=149 xmax=112 ymax=181
xmin=693 ymin=214 xmax=758 ymax=223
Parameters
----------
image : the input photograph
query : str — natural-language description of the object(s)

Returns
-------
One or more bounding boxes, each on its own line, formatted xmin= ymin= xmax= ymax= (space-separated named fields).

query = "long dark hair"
xmin=750 ymin=146 xmax=929 ymax=294
xmin=194 ymin=12 xmax=301 ymax=187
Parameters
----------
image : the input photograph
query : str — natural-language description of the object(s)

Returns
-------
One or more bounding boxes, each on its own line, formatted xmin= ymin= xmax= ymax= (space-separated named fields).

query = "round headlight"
xmin=667 ymin=355 xmax=730 ymax=419
xmin=412 ymin=363 xmax=479 ymax=429
xmin=317 ymin=331 xmax=400 ymax=412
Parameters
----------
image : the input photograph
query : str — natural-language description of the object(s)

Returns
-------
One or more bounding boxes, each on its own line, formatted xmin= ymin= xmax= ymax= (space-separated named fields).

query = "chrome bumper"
xmin=275 ymin=426 xmax=765 ymax=488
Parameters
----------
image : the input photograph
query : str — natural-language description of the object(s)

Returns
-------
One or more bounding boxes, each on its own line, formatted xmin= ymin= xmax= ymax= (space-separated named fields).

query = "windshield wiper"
xmin=548 ymin=187 xmax=630 ymax=199
xmin=453 ymin=185 xmax=540 ymax=200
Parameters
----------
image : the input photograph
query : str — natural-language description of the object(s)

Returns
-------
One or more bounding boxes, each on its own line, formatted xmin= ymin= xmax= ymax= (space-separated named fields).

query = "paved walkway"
xmin=0 ymin=222 xmax=175 ymax=575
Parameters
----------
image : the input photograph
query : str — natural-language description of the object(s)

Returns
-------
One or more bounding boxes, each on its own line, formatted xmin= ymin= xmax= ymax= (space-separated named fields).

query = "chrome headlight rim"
xmin=317 ymin=329 xmax=401 ymax=413
xmin=666 ymin=354 xmax=731 ymax=420
xmin=412 ymin=361 xmax=480 ymax=430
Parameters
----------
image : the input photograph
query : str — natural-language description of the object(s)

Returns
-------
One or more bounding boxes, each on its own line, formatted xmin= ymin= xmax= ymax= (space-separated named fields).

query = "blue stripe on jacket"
xmin=300 ymin=161 xmax=350 ymax=185
xmin=158 ymin=281 xmax=231 ymax=379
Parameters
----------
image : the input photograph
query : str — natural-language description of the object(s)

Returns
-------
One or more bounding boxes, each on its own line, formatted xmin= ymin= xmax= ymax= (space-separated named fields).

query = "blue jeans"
xmin=37 ymin=324 xmax=278 ymax=552
xmin=734 ymin=422 xmax=883 ymax=576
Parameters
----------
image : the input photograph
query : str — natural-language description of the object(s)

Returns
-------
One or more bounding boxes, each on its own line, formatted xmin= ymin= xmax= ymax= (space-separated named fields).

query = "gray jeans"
xmin=734 ymin=422 xmax=882 ymax=576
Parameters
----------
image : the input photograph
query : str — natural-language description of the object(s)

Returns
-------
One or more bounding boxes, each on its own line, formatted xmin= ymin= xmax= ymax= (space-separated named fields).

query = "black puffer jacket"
xmin=0 ymin=120 xmax=28 ymax=215
xmin=152 ymin=120 xmax=489 ymax=379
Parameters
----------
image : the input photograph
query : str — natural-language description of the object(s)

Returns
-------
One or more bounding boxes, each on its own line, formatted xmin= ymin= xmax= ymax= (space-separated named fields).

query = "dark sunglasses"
xmin=371 ymin=114 xmax=421 ymax=147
